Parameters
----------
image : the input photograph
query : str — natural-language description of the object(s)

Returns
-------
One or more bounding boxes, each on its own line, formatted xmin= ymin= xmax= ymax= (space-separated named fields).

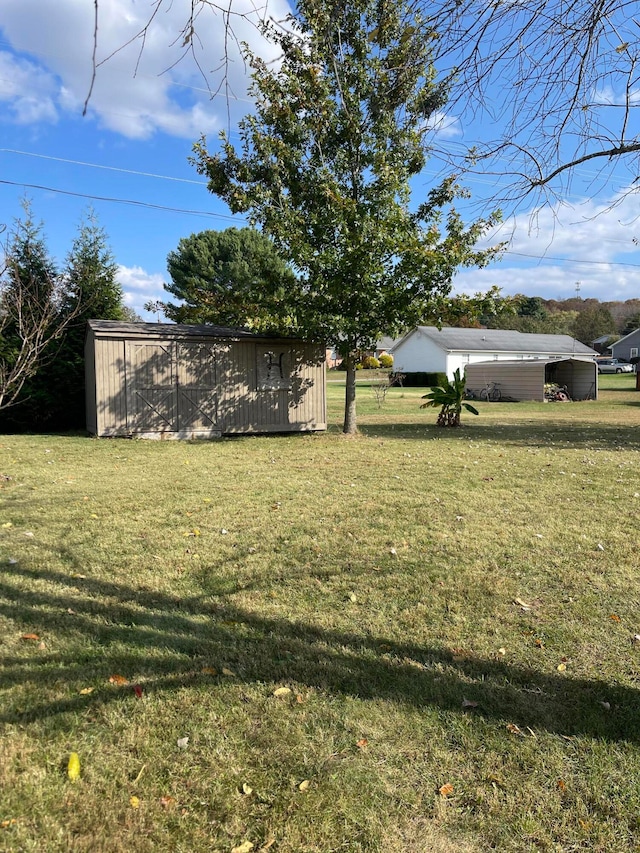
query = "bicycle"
xmin=479 ymin=382 xmax=501 ymax=401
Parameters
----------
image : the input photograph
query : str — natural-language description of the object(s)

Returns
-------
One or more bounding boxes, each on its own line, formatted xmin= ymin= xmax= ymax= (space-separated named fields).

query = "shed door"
xmin=177 ymin=343 xmax=218 ymax=429
xmin=125 ymin=342 xmax=177 ymax=431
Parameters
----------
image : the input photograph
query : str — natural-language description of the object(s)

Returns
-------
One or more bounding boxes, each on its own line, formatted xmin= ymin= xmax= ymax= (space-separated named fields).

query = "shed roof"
xmin=87 ymin=320 xmax=301 ymax=343
xmin=393 ymin=326 xmax=596 ymax=355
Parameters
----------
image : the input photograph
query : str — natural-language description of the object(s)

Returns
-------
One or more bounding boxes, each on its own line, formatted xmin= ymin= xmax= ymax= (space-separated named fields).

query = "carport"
xmin=464 ymin=357 xmax=598 ymax=402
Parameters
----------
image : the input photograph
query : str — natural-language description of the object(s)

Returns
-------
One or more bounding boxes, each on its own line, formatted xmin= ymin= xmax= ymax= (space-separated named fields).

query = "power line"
xmin=504 ymin=251 xmax=640 ymax=269
xmin=0 ymin=149 xmax=207 ymax=185
xmin=0 ymin=178 xmax=245 ymax=221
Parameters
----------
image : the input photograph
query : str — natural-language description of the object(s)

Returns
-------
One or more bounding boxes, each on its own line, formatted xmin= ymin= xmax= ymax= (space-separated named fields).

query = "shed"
xmin=464 ymin=357 xmax=598 ymax=402
xmin=85 ymin=321 xmax=326 ymax=438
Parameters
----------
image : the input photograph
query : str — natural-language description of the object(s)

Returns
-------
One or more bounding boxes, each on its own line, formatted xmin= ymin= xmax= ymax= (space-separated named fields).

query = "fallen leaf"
xmin=1 ymin=522 xmax=12 ymax=528
xmin=439 ymin=783 xmax=454 ymax=797
xmin=133 ymin=684 xmax=143 ymax=698
xmin=79 ymin=687 xmax=94 ymax=695
xmin=67 ymin=752 xmax=81 ymax=781
xmin=514 ymin=598 xmax=533 ymax=611
xmin=231 ymin=842 xmax=254 ymax=853
xmin=610 ymin=614 xmax=621 ymax=622
xmin=497 ymin=647 xmax=506 ymax=656
xmin=1 ymin=819 xmax=17 ymax=828
xmin=177 ymin=737 xmax=189 ymax=749
xmin=534 ymin=638 xmax=544 ymax=648
xmin=506 ymin=723 xmax=523 ymax=736
xmin=600 ymin=701 xmax=611 ymax=711
xmin=242 ymin=783 xmax=253 ymax=795
xmin=348 ymin=592 xmax=357 ymax=603
xmin=129 ymin=796 xmax=140 ymax=809
xmin=160 ymin=795 xmax=176 ymax=809
xmin=273 ymin=686 xmax=292 ymax=697
xmin=356 ymin=738 xmax=368 ymax=748
xmin=201 ymin=666 xmax=218 ymax=675
xmin=38 ymin=641 xmax=46 ymax=650
xmin=596 ymin=543 xmax=605 ymax=551
xmin=461 ymin=698 xmax=478 ymax=709
xmin=557 ymin=779 xmax=566 ymax=792
xmin=21 ymin=633 xmax=40 ymax=641
xmin=557 ymin=663 xmax=567 ymax=672
xmin=222 ymin=667 xmax=235 ymax=677
xmin=109 ymin=674 xmax=128 ymax=685
xmin=296 ymin=694 xmax=305 ymax=704
xmin=633 ymin=634 xmax=640 ymax=644
xmin=298 ymin=779 xmax=310 ymax=792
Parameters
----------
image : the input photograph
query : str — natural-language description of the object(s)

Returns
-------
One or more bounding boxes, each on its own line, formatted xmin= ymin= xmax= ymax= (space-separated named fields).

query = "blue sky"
xmin=1 ymin=0 xmax=639 ymax=320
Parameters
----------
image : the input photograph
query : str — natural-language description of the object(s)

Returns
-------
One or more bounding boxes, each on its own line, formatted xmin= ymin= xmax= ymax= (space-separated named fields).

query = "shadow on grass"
xmin=1 ymin=563 xmax=637 ymax=743
xmin=358 ymin=419 xmax=640 ymax=449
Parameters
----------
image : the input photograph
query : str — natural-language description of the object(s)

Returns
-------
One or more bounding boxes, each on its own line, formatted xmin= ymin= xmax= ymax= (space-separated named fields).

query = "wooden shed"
xmin=464 ymin=357 xmax=598 ymax=402
xmin=85 ymin=321 xmax=326 ymax=438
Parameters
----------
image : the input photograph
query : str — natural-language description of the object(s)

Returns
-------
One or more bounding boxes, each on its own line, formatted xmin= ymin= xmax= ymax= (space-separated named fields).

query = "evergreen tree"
xmin=0 ymin=202 xmax=62 ymax=416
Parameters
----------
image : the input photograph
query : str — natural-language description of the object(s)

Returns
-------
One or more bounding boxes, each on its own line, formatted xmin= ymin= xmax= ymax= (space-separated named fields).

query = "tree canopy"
xmin=161 ymin=227 xmax=297 ymax=330
xmin=194 ymin=0 xmax=500 ymax=432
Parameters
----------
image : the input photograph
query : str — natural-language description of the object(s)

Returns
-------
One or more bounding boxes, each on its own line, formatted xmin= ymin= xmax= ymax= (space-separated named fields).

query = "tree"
xmin=160 ymin=227 xmax=298 ymax=329
xmin=1 ymin=208 xmax=127 ymax=429
xmin=194 ymin=0 xmax=500 ymax=433
xmin=420 ymin=368 xmax=478 ymax=427
xmin=570 ymin=304 xmax=616 ymax=346
xmin=0 ymin=205 xmax=79 ymax=414
xmin=620 ymin=311 xmax=640 ymax=337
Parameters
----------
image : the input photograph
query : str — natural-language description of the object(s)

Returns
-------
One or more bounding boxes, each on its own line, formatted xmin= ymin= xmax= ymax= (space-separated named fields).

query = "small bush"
xmin=360 ymin=356 xmax=380 ymax=369
xmin=396 ymin=371 xmax=448 ymax=388
xmin=378 ymin=353 xmax=393 ymax=368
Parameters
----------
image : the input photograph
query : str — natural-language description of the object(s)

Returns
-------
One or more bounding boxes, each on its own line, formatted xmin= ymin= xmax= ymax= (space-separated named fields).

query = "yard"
xmin=1 ymin=374 xmax=639 ymax=852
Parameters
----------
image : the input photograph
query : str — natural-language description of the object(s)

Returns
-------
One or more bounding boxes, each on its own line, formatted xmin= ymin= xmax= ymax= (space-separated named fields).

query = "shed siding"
xmin=86 ymin=323 xmax=325 ymax=437
xmin=465 ymin=363 xmax=544 ymax=400
xmin=93 ymin=336 xmax=127 ymax=435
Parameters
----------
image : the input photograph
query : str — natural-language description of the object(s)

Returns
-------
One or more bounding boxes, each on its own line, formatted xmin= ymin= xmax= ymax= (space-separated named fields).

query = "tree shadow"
xmin=359 ymin=420 xmax=640 ymax=449
xmin=1 ymin=562 xmax=637 ymax=742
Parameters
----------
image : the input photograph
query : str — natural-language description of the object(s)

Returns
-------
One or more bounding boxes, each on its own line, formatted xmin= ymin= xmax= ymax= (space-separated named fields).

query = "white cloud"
xmin=453 ymin=186 xmax=640 ymax=301
xmin=0 ymin=0 xmax=293 ymax=139
xmin=117 ymin=264 xmax=166 ymax=317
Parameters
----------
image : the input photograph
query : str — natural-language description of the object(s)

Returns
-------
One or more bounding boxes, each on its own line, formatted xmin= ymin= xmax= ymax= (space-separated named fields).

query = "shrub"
xmin=360 ymin=356 xmax=380 ymax=369
xmin=396 ymin=371 xmax=448 ymax=388
xmin=378 ymin=353 xmax=393 ymax=368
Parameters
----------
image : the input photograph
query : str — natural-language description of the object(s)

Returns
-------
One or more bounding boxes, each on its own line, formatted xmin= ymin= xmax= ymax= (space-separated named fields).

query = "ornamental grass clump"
xmin=420 ymin=367 xmax=479 ymax=426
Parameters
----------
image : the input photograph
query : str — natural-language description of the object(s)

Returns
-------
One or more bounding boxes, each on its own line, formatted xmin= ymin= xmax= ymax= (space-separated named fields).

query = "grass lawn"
xmin=1 ymin=373 xmax=640 ymax=852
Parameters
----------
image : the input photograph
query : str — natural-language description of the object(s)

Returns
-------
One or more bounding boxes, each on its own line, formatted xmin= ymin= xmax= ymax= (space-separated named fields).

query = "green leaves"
xmin=421 ymin=368 xmax=478 ymax=426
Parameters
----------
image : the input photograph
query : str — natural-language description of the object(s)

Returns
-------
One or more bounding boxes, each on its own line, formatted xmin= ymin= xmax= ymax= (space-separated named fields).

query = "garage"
xmin=464 ymin=357 xmax=598 ymax=402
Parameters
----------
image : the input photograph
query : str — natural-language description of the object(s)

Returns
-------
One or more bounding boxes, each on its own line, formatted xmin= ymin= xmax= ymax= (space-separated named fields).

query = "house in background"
xmin=610 ymin=328 xmax=640 ymax=363
xmin=390 ymin=326 xmax=597 ymax=379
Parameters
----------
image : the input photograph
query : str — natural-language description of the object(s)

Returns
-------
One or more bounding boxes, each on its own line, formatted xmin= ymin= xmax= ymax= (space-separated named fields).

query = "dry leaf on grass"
xmin=160 ymin=796 xmax=176 ymax=809
xmin=241 ymin=783 xmax=253 ymax=796
xmin=557 ymin=663 xmax=567 ymax=672
xmin=67 ymin=752 xmax=81 ymax=781
xmin=177 ymin=737 xmax=189 ymax=749
xmin=201 ymin=666 xmax=218 ymax=675
xmin=273 ymin=687 xmax=292 ymax=697
xmin=133 ymin=685 xmax=143 ymax=698
xmin=231 ymin=842 xmax=254 ymax=853
xmin=21 ymin=633 xmax=40 ymax=641
xmin=129 ymin=796 xmax=140 ymax=809
xmin=356 ymin=738 xmax=368 ymax=749
xmin=610 ymin=614 xmax=621 ymax=622
xmin=438 ymin=783 xmax=454 ymax=798
xmin=506 ymin=723 xmax=523 ymax=736
xmin=79 ymin=687 xmax=94 ymax=695
xmin=557 ymin=779 xmax=566 ymax=792
xmin=298 ymin=780 xmax=310 ymax=792
xmin=461 ymin=698 xmax=478 ymax=709
xmin=108 ymin=674 xmax=128 ymax=685
xmin=222 ymin=668 xmax=236 ymax=677
xmin=513 ymin=598 xmax=533 ymax=611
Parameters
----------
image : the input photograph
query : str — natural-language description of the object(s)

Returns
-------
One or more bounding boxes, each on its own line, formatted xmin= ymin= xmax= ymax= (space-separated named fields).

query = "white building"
xmin=390 ymin=327 xmax=596 ymax=380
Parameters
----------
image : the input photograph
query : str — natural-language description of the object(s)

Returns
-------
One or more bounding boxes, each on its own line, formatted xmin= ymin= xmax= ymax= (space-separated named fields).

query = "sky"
xmin=1 ymin=0 xmax=639 ymax=321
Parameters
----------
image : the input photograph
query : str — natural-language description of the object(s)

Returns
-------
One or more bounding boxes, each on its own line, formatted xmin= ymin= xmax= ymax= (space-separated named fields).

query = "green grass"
xmin=1 ymin=373 xmax=640 ymax=852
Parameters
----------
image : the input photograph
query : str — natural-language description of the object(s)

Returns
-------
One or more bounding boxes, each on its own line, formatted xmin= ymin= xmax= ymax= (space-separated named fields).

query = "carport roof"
xmin=469 ymin=356 xmax=596 ymax=368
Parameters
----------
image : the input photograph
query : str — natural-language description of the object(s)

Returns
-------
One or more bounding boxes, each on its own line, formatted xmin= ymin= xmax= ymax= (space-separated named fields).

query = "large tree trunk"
xmin=343 ymin=354 xmax=357 ymax=434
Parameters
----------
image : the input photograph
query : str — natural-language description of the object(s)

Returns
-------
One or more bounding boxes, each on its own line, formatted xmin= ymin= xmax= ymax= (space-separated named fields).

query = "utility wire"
xmin=0 ymin=178 xmax=245 ymax=221
xmin=0 ymin=148 xmax=207 ymax=185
